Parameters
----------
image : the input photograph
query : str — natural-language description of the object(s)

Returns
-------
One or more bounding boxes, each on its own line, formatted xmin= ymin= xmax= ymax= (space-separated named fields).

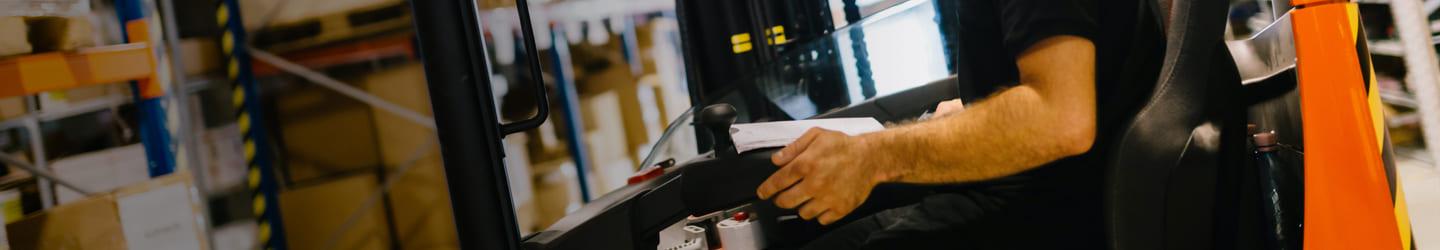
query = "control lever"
xmin=699 ymin=104 xmax=739 ymax=158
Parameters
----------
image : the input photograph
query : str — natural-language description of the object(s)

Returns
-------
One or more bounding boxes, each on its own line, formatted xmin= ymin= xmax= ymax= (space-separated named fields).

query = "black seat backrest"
xmin=1106 ymin=0 xmax=1249 ymax=249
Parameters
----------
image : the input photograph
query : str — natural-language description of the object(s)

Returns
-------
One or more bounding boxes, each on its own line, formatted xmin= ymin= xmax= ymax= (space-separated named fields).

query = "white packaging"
xmin=716 ymin=216 xmax=765 ymax=250
xmin=202 ymin=124 xmax=247 ymax=191
xmin=52 ymin=144 xmax=149 ymax=204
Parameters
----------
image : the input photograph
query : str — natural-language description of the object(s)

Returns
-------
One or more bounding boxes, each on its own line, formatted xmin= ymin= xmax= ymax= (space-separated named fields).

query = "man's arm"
xmin=866 ymin=35 xmax=1096 ymax=183
xmin=756 ymin=35 xmax=1096 ymax=224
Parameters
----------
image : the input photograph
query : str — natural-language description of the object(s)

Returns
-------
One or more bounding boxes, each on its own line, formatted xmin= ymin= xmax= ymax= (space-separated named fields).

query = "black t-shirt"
xmin=941 ymin=0 xmax=1161 ymax=247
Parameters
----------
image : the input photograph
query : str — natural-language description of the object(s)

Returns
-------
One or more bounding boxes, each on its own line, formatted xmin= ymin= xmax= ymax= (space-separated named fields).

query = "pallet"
xmin=252 ymin=1 xmax=412 ymax=53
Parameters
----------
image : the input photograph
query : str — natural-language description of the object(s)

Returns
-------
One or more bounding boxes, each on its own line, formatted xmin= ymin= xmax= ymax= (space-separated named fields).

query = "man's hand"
xmin=933 ymin=98 xmax=965 ymax=118
xmin=756 ymin=128 xmax=888 ymax=225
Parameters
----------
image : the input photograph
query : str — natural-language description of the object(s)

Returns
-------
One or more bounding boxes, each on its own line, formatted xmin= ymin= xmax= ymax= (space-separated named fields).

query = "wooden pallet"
xmin=252 ymin=1 xmax=412 ymax=53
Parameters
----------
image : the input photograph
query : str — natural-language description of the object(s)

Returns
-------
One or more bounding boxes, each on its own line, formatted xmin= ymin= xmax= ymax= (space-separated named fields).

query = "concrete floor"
xmin=1397 ymin=147 xmax=1438 ymax=249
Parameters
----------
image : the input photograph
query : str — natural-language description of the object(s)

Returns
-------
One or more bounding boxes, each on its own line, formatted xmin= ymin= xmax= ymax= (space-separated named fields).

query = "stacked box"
xmin=23 ymin=16 xmax=93 ymax=52
xmin=5 ymin=174 xmax=208 ymax=250
xmin=0 ymin=17 xmax=29 ymax=57
xmin=362 ymin=63 xmax=462 ymax=248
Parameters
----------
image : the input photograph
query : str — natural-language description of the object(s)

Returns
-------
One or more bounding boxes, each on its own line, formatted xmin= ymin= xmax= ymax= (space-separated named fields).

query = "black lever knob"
xmin=699 ymin=104 xmax=738 ymax=158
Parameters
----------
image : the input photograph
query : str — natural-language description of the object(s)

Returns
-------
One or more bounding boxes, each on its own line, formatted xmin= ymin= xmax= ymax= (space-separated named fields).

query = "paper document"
xmin=117 ymin=183 xmax=204 ymax=250
xmin=730 ymin=118 xmax=885 ymax=153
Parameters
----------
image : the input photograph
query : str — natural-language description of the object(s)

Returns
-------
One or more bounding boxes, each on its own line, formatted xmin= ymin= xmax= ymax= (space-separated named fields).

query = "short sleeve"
xmin=995 ymin=0 xmax=1098 ymax=57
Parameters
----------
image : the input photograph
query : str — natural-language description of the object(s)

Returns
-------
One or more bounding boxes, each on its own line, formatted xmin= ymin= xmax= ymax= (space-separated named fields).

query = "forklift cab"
xmin=406 ymin=0 xmax=1411 ymax=249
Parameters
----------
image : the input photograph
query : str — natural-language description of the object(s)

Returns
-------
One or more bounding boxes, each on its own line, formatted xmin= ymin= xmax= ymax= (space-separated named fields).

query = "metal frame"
xmin=546 ymin=27 xmax=595 ymax=202
xmin=114 ymin=0 xmax=177 ymax=178
xmin=408 ymin=0 xmax=551 ymax=247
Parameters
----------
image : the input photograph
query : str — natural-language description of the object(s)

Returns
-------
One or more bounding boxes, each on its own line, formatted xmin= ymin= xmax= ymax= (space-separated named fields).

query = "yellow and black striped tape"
xmin=217 ymin=3 xmax=274 ymax=249
xmin=1347 ymin=4 xmax=1413 ymax=248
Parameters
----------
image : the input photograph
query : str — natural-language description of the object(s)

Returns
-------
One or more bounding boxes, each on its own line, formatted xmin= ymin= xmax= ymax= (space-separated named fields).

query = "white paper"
xmin=729 ymin=118 xmax=885 ymax=153
xmin=117 ymin=183 xmax=204 ymax=250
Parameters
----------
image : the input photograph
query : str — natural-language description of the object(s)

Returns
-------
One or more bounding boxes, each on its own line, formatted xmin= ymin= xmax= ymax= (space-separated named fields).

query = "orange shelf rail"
xmin=0 ymin=43 xmax=154 ymax=98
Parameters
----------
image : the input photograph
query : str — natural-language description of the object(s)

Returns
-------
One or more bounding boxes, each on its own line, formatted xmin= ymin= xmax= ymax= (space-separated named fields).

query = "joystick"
xmin=699 ymin=104 xmax=739 ymax=158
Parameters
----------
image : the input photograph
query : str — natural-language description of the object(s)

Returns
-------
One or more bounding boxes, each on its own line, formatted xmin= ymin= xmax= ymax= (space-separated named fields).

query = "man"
xmin=757 ymin=0 xmax=1160 ymax=248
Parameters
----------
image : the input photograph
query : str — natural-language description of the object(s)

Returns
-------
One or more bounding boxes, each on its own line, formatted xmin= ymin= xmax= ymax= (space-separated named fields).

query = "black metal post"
xmin=408 ymin=0 xmax=521 ymax=249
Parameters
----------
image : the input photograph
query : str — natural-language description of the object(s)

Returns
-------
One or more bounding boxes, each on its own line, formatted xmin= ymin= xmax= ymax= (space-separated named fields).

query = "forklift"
xmin=406 ymin=0 xmax=1415 ymax=249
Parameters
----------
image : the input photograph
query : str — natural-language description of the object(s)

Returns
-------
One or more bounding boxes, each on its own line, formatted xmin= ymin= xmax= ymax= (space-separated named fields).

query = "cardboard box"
xmin=238 ymin=0 xmax=398 ymax=30
xmin=5 ymin=174 xmax=207 ymax=250
xmin=0 ymin=17 xmax=30 ymax=57
xmin=6 ymin=192 xmax=124 ymax=250
xmin=278 ymin=173 xmax=390 ymax=250
xmin=274 ymin=82 xmax=382 ymax=184
xmin=361 ymin=63 xmax=460 ymax=248
xmin=532 ymin=159 xmax=579 ymax=230
xmin=178 ymin=38 xmax=221 ymax=76
xmin=23 ymin=16 xmax=94 ymax=52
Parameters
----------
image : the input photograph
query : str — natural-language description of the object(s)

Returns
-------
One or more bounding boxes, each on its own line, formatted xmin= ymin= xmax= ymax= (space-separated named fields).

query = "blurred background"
xmin=0 ymin=0 xmax=1435 ymax=249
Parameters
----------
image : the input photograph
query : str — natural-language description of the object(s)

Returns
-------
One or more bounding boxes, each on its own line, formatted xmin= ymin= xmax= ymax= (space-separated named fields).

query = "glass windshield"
xmin=703 ymin=0 xmax=957 ymax=121
xmin=644 ymin=0 xmax=957 ymax=167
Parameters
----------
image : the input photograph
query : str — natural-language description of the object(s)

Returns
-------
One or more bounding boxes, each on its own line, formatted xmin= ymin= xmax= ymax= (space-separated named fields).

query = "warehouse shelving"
xmin=0 ymin=44 xmax=160 ymax=209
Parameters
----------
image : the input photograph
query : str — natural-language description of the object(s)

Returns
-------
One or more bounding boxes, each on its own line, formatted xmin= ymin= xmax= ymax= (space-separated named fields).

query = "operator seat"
xmin=1106 ymin=0 xmax=1252 ymax=249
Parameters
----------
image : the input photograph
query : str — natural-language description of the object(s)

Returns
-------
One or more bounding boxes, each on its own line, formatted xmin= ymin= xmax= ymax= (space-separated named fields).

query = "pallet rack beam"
xmin=0 ymin=43 xmax=154 ymax=98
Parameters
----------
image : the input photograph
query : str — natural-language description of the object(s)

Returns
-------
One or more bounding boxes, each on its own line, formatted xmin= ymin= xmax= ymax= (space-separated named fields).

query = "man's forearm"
xmin=863 ymin=86 xmax=1092 ymax=184
xmin=860 ymin=36 xmax=1097 ymax=185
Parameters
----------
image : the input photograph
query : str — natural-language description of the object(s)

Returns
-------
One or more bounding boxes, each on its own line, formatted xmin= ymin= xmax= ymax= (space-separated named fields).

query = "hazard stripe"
xmin=219 ymin=1 xmax=277 ymax=249
xmin=1349 ymin=6 xmax=1413 ymax=249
